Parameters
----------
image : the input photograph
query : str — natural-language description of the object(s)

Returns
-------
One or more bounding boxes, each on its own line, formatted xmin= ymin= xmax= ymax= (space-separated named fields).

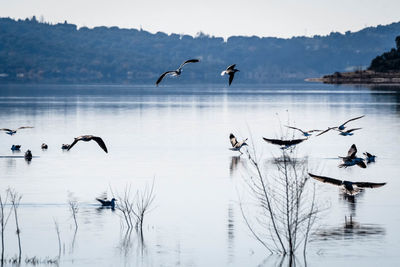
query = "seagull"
xmin=221 ymin=64 xmax=239 ymax=86
xmin=308 ymin=173 xmax=386 ymax=196
xmin=156 ymin=59 xmax=200 ymax=86
xmin=317 ymin=116 xmax=364 ymax=137
xmin=0 ymin=126 xmax=34 ymax=136
xmin=364 ymin=152 xmax=376 ymax=163
xmin=229 ymin=133 xmax=248 ymax=154
xmin=96 ymin=198 xmax=117 ymax=209
xmin=338 ymin=128 xmax=362 ymax=136
xmin=262 ymin=137 xmax=307 ymax=149
xmin=337 ymin=115 xmax=365 ymax=131
xmin=338 ymin=144 xmax=366 ymax=168
xmin=41 ymin=143 xmax=48 ymax=149
xmin=67 ymin=135 xmax=108 ymax=153
xmin=11 ymin=145 xmax=21 ymax=151
xmin=285 ymin=126 xmax=322 ymax=137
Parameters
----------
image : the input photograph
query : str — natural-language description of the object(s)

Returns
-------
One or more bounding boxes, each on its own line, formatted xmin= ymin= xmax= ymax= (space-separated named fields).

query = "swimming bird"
xmin=338 ymin=128 xmax=362 ymax=136
xmin=156 ymin=59 xmax=200 ymax=86
xmin=262 ymin=137 xmax=307 ymax=149
xmin=285 ymin=126 xmax=322 ymax=137
xmin=96 ymin=198 xmax=116 ymax=209
xmin=221 ymin=64 xmax=239 ymax=86
xmin=41 ymin=143 xmax=48 ymax=149
xmin=67 ymin=135 xmax=108 ymax=153
xmin=24 ymin=150 xmax=32 ymax=161
xmin=61 ymin=144 xmax=70 ymax=150
xmin=364 ymin=152 xmax=376 ymax=163
xmin=308 ymin=173 xmax=386 ymax=196
xmin=0 ymin=126 xmax=34 ymax=135
xmin=338 ymin=144 xmax=366 ymax=168
xmin=229 ymin=133 xmax=248 ymax=154
xmin=11 ymin=145 xmax=21 ymax=151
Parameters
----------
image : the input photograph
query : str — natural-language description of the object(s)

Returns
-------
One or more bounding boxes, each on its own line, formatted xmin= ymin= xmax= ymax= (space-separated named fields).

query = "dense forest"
xmin=369 ymin=36 xmax=400 ymax=72
xmin=1 ymin=17 xmax=400 ymax=84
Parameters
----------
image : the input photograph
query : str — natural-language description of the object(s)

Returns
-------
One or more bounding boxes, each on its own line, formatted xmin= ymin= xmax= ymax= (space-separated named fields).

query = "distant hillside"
xmin=369 ymin=36 xmax=400 ymax=72
xmin=1 ymin=17 xmax=400 ymax=84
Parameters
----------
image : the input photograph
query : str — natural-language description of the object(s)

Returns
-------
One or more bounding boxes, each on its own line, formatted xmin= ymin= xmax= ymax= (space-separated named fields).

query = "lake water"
xmin=0 ymin=83 xmax=399 ymax=266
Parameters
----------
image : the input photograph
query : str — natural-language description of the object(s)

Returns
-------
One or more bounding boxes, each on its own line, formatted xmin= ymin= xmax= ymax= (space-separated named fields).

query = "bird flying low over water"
xmin=364 ymin=152 xmax=376 ymax=163
xmin=317 ymin=116 xmax=365 ymax=136
xmin=308 ymin=173 xmax=386 ymax=196
xmin=0 ymin=126 xmax=34 ymax=135
xmin=337 ymin=115 xmax=365 ymax=131
xmin=156 ymin=59 xmax=200 ymax=86
xmin=96 ymin=198 xmax=116 ymax=209
xmin=338 ymin=128 xmax=362 ymax=136
xmin=262 ymin=137 xmax=307 ymax=149
xmin=285 ymin=126 xmax=322 ymax=137
xmin=221 ymin=64 xmax=239 ymax=86
xmin=67 ymin=135 xmax=108 ymax=153
xmin=338 ymin=144 xmax=366 ymax=168
xmin=229 ymin=133 xmax=248 ymax=154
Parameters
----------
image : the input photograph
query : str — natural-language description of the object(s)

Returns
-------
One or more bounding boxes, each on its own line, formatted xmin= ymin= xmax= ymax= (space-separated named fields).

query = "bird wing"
xmin=364 ymin=152 xmax=372 ymax=157
xmin=230 ymin=133 xmax=238 ymax=147
xmin=307 ymin=129 xmax=322 ymax=133
xmin=0 ymin=128 xmax=13 ymax=132
xmin=347 ymin=144 xmax=357 ymax=158
xmin=96 ymin=198 xmax=107 ymax=205
xmin=285 ymin=126 xmax=305 ymax=134
xmin=228 ymin=73 xmax=235 ymax=86
xmin=341 ymin=115 xmax=365 ymax=126
xmin=346 ymin=128 xmax=362 ymax=133
xmin=92 ymin=136 xmax=108 ymax=153
xmin=356 ymin=160 xmax=367 ymax=168
xmin=179 ymin=59 xmax=199 ymax=69
xmin=156 ymin=71 xmax=175 ymax=86
xmin=262 ymin=137 xmax=306 ymax=146
xmin=17 ymin=126 xmax=34 ymax=130
xmin=316 ymin=127 xmax=335 ymax=136
xmin=67 ymin=138 xmax=80 ymax=151
xmin=227 ymin=64 xmax=236 ymax=71
xmin=353 ymin=182 xmax=386 ymax=188
xmin=308 ymin=173 xmax=343 ymax=186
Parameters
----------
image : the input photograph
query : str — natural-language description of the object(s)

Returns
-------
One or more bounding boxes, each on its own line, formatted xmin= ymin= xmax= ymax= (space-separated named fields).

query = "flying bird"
xmin=156 ymin=59 xmax=200 ymax=86
xmin=262 ymin=137 xmax=307 ymax=149
xmin=0 ymin=126 xmax=34 ymax=136
xmin=229 ymin=133 xmax=248 ymax=154
xmin=308 ymin=173 xmax=386 ymax=196
xmin=316 ymin=116 xmax=365 ymax=137
xmin=363 ymin=152 xmax=376 ymax=163
xmin=338 ymin=144 xmax=366 ymax=168
xmin=96 ymin=198 xmax=116 ymax=209
xmin=67 ymin=135 xmax=108 ymax=153
xmin=337 ymin=115 xmax=365 ymax=131
xmin=338 ymin=128 xmax=362 ymax=136
xmin=285 ymin=126 xmax=322 ymax=137
xmin=221 ymin=64 xmax=240 ymax=86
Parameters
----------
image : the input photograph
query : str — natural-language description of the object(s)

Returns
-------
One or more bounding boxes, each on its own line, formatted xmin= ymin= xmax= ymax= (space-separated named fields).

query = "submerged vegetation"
xmin=0 ymin=17 xmax=400 ymax=83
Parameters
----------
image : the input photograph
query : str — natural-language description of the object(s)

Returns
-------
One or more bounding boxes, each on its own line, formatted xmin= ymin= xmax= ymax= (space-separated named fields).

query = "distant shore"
xmin=306 ymin=70 xmax=400 ymax=85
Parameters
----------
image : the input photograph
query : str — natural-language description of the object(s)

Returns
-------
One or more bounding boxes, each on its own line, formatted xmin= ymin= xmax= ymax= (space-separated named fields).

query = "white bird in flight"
xmin=156 ymin=59 xmax=200 ymax=86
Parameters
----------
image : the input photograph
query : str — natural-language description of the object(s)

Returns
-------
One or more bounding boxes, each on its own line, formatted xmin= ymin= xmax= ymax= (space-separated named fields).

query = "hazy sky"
xmin=1 ymin=0 xmax=400 ymax=38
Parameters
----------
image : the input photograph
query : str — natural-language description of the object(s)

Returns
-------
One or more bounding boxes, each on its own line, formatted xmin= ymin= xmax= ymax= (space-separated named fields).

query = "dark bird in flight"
xmin=96 ymin=198 xmax=116 ymax=209
xmin=308 ymin=173 xmax=386 ymax=196
xmin=156 ymin=59 xmax=200 ymax=86
xmin=262 ymin=137 xmax=307 ymax=149
xmin=285 ymin=125 xmax=322 ymax=137
xmin=338 ymin=144 xmax=366 ymax=168
xmin=67 ymin=135 xmax=108 ymax=153
xmin=0 ymin=126 xmax=34 ymax=136
xmin=338 ymin=128 xmax=362 ymax=136
xmin=221 ymin=64 xmax=240 ymax=86
xmin=363 ymin=152 xmax=376 ymax=163
xmin=229 ymin=133 xmax=248 ymax=154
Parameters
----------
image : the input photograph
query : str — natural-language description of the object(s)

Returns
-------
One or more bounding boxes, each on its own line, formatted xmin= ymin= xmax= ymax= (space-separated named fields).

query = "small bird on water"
xmin=221 ymin=64 xmax=240 ymax=86
xmin=67 ymin=135 xmax=108 ymax=153
xmin=96 ymin=198 xmax=117 ymax=209
xmin=338 ymin=144 xmax=366 ymax=168
xmin=156 ymin=59 xmax=200 ymax=86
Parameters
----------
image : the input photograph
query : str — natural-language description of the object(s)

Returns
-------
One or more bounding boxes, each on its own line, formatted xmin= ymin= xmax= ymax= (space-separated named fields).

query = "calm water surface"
xmin=0 ymin=83 xmax=399 ymax=266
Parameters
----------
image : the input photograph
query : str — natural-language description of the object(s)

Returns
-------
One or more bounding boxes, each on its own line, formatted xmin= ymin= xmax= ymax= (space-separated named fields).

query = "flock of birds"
xmin=229 ymin=115 xmax=386 ymax=196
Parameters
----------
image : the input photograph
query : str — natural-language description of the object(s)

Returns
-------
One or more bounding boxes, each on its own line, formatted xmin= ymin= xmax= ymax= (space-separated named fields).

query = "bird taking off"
xmin=221 ymin=64 xmax=239 ymax=86
xmin=156 ymin=59 xmax=200 ymax=86
xmin=229 ymin=133 xmax=248 ymax=154
xmin=338 ymin=144 xmax=366 ymax=168
xmin=262 ymin=137 xmax=307 ymax=149
xmin=67 ymin=135 xmax=108 ymax=153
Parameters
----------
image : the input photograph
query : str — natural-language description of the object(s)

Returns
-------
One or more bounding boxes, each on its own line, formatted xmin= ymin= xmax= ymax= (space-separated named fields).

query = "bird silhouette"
xmin=221 ymin=64 xmax=240 ymax=86
xmin=262 ymin=137 xmax=307 ymax=149
xmin=67 ymin=135 xmax=108 ymax=153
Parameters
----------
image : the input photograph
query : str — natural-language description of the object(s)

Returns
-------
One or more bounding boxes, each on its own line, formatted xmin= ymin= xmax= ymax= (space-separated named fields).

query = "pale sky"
xmin=1 ymin=0 xmax=399 ymax=38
